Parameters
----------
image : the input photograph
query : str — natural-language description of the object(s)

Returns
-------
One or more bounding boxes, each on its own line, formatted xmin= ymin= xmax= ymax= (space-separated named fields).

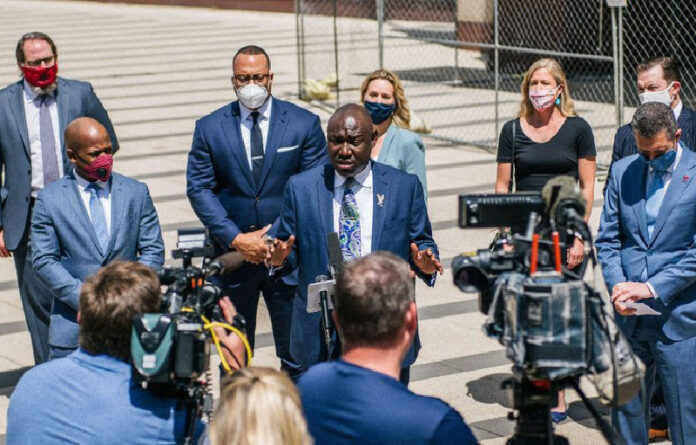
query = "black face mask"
xmin=364 ymin=100 xmax=395 ymax=124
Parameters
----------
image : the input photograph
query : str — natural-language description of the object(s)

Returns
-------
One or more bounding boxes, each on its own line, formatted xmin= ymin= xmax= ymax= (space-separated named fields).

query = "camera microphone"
xmin=206 ymin=251 xmax=246 ymax=278
xmin=541 ymin=176 xmax=586 ymax=227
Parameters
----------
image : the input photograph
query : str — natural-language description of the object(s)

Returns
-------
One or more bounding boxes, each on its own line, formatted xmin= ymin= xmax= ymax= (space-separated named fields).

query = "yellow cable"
xmin=201 ymin=315 xmax=253 ymax=372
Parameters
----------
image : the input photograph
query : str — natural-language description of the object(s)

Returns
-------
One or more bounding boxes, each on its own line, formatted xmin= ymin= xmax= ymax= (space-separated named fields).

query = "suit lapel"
xmin=650 ymin=148 xmax=696 ymax=245
xmin=105 ymin=174 xmax=123 ymax=255
xmin=220 ymin=102 xmax=256 ymax=188
xmin=318 ymin=165 xmax=334 ymax=244
xmin=66 ymin=173 xmax=105 ymax=256
xmin=258 ymin=98 xmax=287 ymax=190
xmin=55 ymin=78 xmax=69 ymax=149
xmin=9 ymin=81 xmax=30 ymax=159
xmin=371 ymin=162 xmax=389 ymax=250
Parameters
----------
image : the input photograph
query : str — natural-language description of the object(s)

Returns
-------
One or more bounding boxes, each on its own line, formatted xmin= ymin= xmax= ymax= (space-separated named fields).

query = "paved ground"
xmin=0 ymin=1 xmax=666 ymax=444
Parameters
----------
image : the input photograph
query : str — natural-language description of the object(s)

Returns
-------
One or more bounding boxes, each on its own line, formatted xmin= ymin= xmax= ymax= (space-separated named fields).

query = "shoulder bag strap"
xmin=509 ymin=120 xmax=516 ymax=193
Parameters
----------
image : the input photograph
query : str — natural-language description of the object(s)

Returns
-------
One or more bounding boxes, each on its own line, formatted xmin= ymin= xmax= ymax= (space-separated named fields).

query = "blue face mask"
xmin=641 ymin=148 xmax=677 ymax=173
xmin=364 ymin=100 xmax=396 ymax=125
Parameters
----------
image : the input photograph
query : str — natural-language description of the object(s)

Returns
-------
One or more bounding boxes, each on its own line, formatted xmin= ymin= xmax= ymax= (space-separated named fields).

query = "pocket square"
xmin=277 ymin=145 xmax=299 ymax=153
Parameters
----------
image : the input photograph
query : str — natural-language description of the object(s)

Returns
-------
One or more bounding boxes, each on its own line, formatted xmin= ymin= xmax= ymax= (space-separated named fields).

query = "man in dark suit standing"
xmin=608 ymin=57 xmax=696 ymax=176
xmin=298 ymin=252 xmax=477 ymax=445
xmin=186 ymin=45 xmax=326 ymax=375
xmin=597 ymin=103 xmax=696 ymax=445
xmin=270 ymin=104 xmax=442 ymax=383
xmin=0 ymin=32 xmax=118 ymax=364
xmin=32 ymin=118 xmax=163 ymax=359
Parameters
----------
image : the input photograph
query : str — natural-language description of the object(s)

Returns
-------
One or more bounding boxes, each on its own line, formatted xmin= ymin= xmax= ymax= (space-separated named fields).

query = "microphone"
xmin=327 ymin=232 xmax=344 ymax=278
xmin=206 ymin=251 xmax=246 ymax=278
xmin=541 ymin=176 xmax=586 ymax=227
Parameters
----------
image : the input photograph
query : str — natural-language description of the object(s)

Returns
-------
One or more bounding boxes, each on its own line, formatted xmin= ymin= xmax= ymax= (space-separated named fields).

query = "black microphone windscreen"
xmin=327 ymin=232 xmax=344 ymax=276
xmin=214 ymin=251 xmax=246 ymax=274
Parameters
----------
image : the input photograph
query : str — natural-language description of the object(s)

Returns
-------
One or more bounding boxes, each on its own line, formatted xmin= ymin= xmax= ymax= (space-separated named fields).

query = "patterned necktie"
xmin=339 ymin=177 xmax=361 ymax=261
xmin=39 ymin=95 xmax=60 ymax=186
xmin=250 ymin=111 xmax=264 ymax=186
xmin=87 ymin=183 xmax=109 ymax=251
xmin=645 ymin=151 xmax=675 ymax=238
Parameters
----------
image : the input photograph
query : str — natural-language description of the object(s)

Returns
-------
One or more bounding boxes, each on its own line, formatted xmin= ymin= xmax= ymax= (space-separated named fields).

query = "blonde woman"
xmin=209 ymin=367 xmax=312 ymax=445
xmin=360 ymin=69 xmax=427 ymax=199
xmin=495 ymin=58 xmax=596 ymax=423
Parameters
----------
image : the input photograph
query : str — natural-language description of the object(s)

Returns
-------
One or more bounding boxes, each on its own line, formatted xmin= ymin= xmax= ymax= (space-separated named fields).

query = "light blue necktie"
xmin=87 ymin=183 xmax=109 ymax=251
xmin=645 ymin=150 xmax=676 ymax=238
xmin=39 ymin=95 xmax=60 ymax=186
xmin=339 ymin=177 xmax=361 ymax=261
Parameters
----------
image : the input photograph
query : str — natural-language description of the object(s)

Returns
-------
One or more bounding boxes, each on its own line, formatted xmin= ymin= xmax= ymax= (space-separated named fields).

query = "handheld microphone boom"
xmin=205 ymin=251 xmax=246 ymax=278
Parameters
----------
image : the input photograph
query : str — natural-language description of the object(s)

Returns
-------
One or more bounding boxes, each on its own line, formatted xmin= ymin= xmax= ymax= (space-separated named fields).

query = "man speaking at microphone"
xmin=269 ymin=104 xmax=442 ymax=384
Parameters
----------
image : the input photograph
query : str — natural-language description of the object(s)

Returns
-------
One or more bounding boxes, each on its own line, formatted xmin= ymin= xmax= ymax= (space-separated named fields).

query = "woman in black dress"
xmin=495 ymin=57 xmax=596 ymax=422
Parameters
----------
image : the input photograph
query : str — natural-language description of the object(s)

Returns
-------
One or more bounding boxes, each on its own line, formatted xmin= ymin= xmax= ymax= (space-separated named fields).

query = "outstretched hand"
xmin=230 ymin=225 xmax=271 ymax=264
xmin=267 ymin=235 xmax=295 ymax=267
xmin=410 ymin=242 xmax=443 ymax=275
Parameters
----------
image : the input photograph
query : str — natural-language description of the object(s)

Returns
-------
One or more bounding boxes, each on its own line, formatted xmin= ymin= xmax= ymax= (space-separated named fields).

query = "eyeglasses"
xmin=23 ymin=55 xmax=55 ymax=68
xmin=233 ymin=73 xmax=270 ymax=85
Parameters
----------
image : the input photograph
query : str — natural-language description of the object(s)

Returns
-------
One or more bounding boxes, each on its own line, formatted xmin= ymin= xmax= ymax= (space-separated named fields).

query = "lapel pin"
xmin=376 ymin=194 xmax=385 ymax=207
xmin=684 ymin=175 xmax=690 ymax=183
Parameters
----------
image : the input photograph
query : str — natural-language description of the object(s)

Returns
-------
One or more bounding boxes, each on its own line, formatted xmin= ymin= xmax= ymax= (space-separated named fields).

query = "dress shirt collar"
xmin=334 ymin=162 xmax=373 ymax=190
xmin=239 ymin=96 xmax=272 ymax=123
xmin=23 ymin=78 xmax=56 ymax=101
xmin=674 ymin=100 xmax=683 ymax=121
xmin=74 ymin=170 xmax=110 ymax=192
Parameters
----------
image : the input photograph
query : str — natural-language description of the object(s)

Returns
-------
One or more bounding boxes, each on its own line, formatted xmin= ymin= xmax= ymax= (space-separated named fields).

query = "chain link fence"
xmin=296 ymin=1 xmax=696 ymax=169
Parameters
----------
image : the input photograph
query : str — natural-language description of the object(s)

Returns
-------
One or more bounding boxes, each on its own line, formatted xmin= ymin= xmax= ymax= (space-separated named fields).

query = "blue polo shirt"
xmin=299 ymin=360 xmax=479 ymax=445
xmin=7 ymin=348 xmax=202 ymax=444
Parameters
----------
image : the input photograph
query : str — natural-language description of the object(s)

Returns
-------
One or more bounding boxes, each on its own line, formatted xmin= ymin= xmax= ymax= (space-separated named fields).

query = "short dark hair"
xmin=79 ymin=261 xmax=160 ymax=361
xmin=233 ymin=45 xmax=271 ymax=70
xmin=16 ymin=32 xmax=57 ymax=64
xmin=637 ymin=56 xmax=681 ymax=83
xmin=631 ymin=102 xmax=678 ymax=141
xmin=334 ymin=252 xmax=414 ymax=347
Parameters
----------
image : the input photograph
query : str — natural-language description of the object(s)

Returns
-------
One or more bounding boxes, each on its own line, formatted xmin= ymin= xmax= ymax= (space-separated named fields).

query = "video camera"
xmin=451 ymin=177 xmax=643 ymax=445
xmin=130 ymin=228 xmax=247 ymax=445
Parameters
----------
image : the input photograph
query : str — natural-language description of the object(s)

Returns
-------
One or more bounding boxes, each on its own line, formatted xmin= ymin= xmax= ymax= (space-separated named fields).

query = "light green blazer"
xmin=375 ymin=125 xmax=427 ymax=200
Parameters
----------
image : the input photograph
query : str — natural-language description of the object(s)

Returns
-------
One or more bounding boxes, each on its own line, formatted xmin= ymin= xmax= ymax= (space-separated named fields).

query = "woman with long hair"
xmin=359 ymin=69 xmax=427 ymax=199
xmin=495 ymin=58 xmax=597 ymax=422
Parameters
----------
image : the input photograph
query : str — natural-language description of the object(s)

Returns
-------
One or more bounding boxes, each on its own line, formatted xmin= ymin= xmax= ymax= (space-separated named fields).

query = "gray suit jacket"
xmin=31 ymin=172 xmax=163 ymax=349
xmin=0 ymin=77 xmax=118 ymax=250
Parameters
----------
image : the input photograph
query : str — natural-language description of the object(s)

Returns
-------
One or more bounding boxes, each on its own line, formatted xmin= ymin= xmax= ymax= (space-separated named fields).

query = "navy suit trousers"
xmin=612 ymin=316 xmax=696 ymax=445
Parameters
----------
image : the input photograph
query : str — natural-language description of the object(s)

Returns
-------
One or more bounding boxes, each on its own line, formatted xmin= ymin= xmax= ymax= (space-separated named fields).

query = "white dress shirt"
xmin=23 ymin=79 xmax=63 ymax=197
xmin=333 ymin=164 xmax=373 ymax=257
xmin=673 ymin=100 xmax=683 ymax=122
xmin=74 ymin=173 xmax=112 ymax=235
xmin=239 ymin=97 xmax=272 ymax=171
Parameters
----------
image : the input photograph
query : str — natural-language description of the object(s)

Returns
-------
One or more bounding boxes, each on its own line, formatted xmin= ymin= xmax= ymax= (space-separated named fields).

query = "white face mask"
xmin=236 ymin=83 xmax=269 ymax=110
xmin=639 ymin=82 xmax=674 ymax=107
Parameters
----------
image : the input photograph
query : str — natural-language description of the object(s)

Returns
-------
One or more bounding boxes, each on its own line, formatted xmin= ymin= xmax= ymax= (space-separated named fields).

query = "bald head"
xmin=65 ymin=117 xmax=113 ymax=182
xmin=65 ymin=117 xmax=109 ymax=154
xmin=327 ymin=104 xmax=377 ymax=177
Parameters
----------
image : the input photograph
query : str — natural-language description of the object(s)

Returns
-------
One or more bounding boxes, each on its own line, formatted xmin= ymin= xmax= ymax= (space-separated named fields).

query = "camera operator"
xmin=597 ymin=102 xmax=696 ymax=445
xmin=7 ymin=261 xmax=247 ymax=445
xmin=297 ymin=252 xmax=478 ymax=445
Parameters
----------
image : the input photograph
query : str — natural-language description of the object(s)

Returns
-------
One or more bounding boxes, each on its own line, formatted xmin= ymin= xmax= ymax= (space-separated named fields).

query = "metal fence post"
xmin=617 ymin=5 xmax=624 ymax=126
xmin=611 ymin=5 xmax=621 ymax=130
xmin=494 ymin=0 xmax=500 ymax=149
xmin=295 ymin=0 xmax=304 ymax=100
xmin=377 ymin=0 xmax=384 ymax=70
xmin=332 ymin=0 xmax=340 ymax=108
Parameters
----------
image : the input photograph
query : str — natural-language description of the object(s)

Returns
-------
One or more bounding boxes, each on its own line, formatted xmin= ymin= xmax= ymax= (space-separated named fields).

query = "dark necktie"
xmin=250 ymin=111 xmax=264 ymax=186
xmin=339 ymin=177 xmax=361 ymax=261
xmin=39 ymin=95 xmax=60 ymax=186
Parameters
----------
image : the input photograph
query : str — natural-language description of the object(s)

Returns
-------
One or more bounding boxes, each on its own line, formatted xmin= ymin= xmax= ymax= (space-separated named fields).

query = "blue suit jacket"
xmin=186 ymin=98 xmax=326 ymax=285
xmin=377 ymin=125 xmax=427 ymax=200
xmin=31 ymin=172 xmax=164 ymax=349
xmin=276 ymin=162 xmax=438 ymax=370
xmin=596 ymin=146 xmax=696 ymax=340
xmin=0 ymin=77 xmax=118 ymax=250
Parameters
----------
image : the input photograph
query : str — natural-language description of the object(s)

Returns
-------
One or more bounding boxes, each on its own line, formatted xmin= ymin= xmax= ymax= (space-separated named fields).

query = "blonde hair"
xmin=209 ymin=367 xmax=312 ymax=445
xmin=360 ymin=69 xmax=411 ymax=128
xmin=518 ymin=58 xmax=577 ymax=118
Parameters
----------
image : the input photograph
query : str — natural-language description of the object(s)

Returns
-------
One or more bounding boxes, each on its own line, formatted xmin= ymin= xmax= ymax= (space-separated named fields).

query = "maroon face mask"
xmin=21 ymin=63 xmax=58 ymax=88
xmin=77 ymin=154 xmax=113 ymax=182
